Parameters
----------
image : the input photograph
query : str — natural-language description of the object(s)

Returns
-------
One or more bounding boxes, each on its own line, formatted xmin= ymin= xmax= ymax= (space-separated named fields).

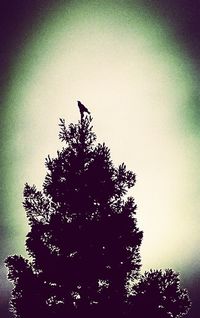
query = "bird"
xmin=77 ymin=101 xmax=90 ymax=117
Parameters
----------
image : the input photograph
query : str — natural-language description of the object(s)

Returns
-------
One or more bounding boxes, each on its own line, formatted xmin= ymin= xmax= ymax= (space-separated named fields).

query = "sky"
xmin=0 ymin=1 xmax=199 ymax=317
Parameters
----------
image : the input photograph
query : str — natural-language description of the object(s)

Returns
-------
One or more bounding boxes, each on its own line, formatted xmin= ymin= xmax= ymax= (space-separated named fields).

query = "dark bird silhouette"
xmin=77 ymin=101 xmax=90 ymax=117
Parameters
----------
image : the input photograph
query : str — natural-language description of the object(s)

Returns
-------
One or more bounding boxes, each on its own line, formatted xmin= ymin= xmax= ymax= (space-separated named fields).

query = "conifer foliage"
xmin=6 ymin=109 xmax=191 ymax=318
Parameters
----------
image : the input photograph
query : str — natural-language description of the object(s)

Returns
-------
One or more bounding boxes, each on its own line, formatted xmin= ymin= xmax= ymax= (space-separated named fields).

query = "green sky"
xmin=1 ymin=2 xmax=200 ymax=315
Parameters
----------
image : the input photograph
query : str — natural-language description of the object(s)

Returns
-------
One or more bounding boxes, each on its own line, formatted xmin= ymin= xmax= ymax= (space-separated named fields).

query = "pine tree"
xmin=5 ymin=106 xmax=191 ymax=318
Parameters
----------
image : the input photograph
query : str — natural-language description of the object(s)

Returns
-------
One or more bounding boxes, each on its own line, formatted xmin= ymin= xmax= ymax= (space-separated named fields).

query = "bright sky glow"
xmin=5 ymin=0 xmax=199 ymax=273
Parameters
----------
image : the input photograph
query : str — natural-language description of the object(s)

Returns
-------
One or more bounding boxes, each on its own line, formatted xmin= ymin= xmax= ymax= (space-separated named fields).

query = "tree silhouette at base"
xmin=6 ymin=107 xmax=191 ymax=318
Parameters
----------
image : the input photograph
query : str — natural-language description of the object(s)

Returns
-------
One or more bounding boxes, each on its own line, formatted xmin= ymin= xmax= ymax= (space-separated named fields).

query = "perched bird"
xmin=77 ymin=101 xmax=90 ymax=117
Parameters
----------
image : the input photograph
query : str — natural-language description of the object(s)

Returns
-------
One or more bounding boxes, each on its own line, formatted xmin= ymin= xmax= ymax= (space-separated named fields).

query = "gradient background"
xmin=0 ymin=1 xmax=199 ymax=317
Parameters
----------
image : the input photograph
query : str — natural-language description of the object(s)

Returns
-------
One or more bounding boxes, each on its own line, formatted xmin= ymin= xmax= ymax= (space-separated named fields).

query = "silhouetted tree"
xmin=5 ymin=104 xmax=191 ymax=318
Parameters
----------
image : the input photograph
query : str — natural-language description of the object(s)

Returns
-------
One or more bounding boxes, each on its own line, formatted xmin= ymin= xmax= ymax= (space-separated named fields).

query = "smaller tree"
xmin=130 ymin=269 xmax=191 ymax=317
xmin=5 ymin=105 xmax=191 ymax=318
